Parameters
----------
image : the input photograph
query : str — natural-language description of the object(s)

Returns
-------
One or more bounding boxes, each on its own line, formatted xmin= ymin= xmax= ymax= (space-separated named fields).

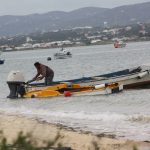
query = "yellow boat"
xmin=7 ymin=71 xmax=123 ymax=99
xmin=24 ymin=82 xmax=123 ymax=98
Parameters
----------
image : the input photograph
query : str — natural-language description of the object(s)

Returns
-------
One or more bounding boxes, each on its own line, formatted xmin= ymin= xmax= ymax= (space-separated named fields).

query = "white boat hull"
xmin=79 ymin=66 xmax=150 ymax=89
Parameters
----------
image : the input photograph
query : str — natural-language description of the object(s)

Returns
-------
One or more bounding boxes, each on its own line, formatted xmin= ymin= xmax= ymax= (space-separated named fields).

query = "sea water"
xmin=0 ymin=41 xmax=150 ymax=141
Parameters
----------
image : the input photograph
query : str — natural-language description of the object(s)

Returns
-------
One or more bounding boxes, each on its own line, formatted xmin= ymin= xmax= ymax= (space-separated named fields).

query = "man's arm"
xmin=26 ymin=72 xmax=40 ymax=84
xmin=32 ymin=72 xmax=40 ymax=81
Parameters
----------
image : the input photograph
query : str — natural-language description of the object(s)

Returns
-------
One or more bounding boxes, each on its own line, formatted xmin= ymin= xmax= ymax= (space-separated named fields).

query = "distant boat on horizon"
xmin=114 ymin=40 xmax=126 ymax=48
xmin=53 ymin=47 xmax=72 ymax=59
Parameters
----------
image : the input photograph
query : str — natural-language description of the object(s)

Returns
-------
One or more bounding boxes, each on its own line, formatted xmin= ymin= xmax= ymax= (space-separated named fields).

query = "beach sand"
xmin=0 ymin=114 xmax=149 ymax=150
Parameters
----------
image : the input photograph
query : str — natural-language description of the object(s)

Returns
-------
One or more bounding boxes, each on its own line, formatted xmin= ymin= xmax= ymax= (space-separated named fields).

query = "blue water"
xmin=0 ymin=41 xmax=150 ymax=141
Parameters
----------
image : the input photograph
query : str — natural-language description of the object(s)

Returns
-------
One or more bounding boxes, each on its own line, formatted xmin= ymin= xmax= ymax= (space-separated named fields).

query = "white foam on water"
xmin=128 ymin=114 xmax=150 ymax=123
xmin=0 ymin=105 xmax=150 ymax=141
xmin=0 ymin=106 xmax=126 ymax=121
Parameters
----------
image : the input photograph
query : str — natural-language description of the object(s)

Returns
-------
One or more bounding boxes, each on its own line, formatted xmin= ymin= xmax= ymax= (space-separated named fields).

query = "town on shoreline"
xmin=0 ymin=23 xmax=150 ymax=52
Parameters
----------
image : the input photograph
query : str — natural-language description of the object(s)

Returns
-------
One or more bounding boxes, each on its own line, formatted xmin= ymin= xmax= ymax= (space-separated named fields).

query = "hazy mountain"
xmin=0 ymin=2 xmax=150 ymax=36
xmin=101 ymin=2 xmax=150 ymax=26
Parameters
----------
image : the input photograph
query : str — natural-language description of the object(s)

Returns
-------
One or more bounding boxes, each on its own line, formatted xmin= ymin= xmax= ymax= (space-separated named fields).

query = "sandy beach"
xmin=0 ymin=114 xmax=149 ymax=150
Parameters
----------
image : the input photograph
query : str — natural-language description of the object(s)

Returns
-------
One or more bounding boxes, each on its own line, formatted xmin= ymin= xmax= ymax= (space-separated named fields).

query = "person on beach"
xmin=27 ymin=62 xmax=54 ymax=85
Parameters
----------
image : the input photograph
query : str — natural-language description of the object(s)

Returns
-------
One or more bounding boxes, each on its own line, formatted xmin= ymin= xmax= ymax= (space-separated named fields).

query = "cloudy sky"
xmin=0 ymin=0 xmax=150 ymax=16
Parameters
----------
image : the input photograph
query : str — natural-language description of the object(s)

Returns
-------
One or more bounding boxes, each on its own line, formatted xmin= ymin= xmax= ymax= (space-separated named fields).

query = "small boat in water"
xmin=54 ymin=48 xmax=72 ymax=59
xmin=78 ymin=65 xmax=150 ymax=89
xmin=6 ymin=65 xmax=150 ymax=99
xmin=33 ymin=65 xmax=150 ymax=89
xmin=7 ymin=72 xmax=123 ymax=99
xmin=24 ymin=82 xmax=123 ymax=98
xmin=114 ymin=40 xmax=126 ymax=48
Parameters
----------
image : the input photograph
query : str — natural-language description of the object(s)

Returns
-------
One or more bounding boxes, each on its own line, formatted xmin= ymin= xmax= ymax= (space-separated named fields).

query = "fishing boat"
xmin=6 ymin=71 xmax=123 ymax=99
xmin=33 ymin=65 xmax=150 ymax=89
xmin=114 ymin=40 xmax=126 ymax=48
xmin=77 ymin=65 xmax=150 ymax=89
xmin=53 ymin=48 xmax=72 ymax=59
xmin=6 ymin=65 xmax=150 ymax=99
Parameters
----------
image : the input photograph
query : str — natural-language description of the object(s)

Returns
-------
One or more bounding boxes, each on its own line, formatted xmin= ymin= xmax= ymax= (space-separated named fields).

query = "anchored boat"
xmin=54 ymin=48 xmax=72 ymax=59
xmin=114 ymin=40 xmax=126 ymax=48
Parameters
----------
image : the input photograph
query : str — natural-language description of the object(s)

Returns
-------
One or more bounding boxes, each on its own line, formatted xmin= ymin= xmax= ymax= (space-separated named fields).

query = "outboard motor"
xmin=7 ymin=71 xmax=25 ymax=99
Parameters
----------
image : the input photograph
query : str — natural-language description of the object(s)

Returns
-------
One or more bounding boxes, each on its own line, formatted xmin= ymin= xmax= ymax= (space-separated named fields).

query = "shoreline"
xmin=2 ymin=40 xmax=150 ymax=53
xmin=0 ymin=113 xmax=149 ymax=150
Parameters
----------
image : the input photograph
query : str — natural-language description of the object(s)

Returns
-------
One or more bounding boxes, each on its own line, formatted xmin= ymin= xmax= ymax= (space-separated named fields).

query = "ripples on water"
xmin=0 ymin=41 xmax=150 ymax=141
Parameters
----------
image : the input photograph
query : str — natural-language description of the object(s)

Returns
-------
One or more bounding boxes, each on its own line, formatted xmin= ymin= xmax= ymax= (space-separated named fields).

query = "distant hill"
xmin=101 ymin=2 xmax=150 ymax=26
xmin=0 ymin=2 xmax=150 ymax=36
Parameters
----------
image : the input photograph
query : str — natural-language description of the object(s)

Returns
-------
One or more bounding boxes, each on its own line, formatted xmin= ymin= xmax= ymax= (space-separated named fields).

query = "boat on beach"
xmin=6 ymin=65 xmax=150 ymax=99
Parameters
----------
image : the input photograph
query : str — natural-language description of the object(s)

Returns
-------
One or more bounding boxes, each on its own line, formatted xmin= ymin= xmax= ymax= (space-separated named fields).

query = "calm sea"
xmin=0 ymin=41 xmax=150 ymax=141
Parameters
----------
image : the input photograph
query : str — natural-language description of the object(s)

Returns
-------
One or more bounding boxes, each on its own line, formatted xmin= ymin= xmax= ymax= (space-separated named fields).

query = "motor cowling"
xmin=7 ymin=71 xmax=26 ymax=99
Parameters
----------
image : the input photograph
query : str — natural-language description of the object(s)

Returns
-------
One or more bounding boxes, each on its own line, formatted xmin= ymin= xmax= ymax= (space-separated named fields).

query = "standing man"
xmin=28 ymin=62 xmax=54 ymax=85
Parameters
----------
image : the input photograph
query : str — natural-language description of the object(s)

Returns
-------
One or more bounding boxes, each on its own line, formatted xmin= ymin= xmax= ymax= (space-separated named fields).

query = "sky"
xmin=0 ymin=0 xmax=150 ymax=16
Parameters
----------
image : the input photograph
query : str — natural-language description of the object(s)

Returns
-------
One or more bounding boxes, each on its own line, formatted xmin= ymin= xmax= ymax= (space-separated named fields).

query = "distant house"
xmin=50 ymin=40 xmax=73 ymax=47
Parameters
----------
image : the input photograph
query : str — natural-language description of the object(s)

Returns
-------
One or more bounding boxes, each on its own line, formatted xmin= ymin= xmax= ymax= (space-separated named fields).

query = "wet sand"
xmin=0 ymin=113 xmax=149 ymax=150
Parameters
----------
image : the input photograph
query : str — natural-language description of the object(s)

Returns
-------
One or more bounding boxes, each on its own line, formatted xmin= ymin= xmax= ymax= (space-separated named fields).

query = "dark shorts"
xmin=45 ymin=73 xmax=54 ymax=85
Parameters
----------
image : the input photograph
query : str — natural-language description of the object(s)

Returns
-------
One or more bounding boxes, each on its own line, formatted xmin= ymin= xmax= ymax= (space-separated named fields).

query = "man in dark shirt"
xmin=28 ymin=62 xmax=54 ymax=85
